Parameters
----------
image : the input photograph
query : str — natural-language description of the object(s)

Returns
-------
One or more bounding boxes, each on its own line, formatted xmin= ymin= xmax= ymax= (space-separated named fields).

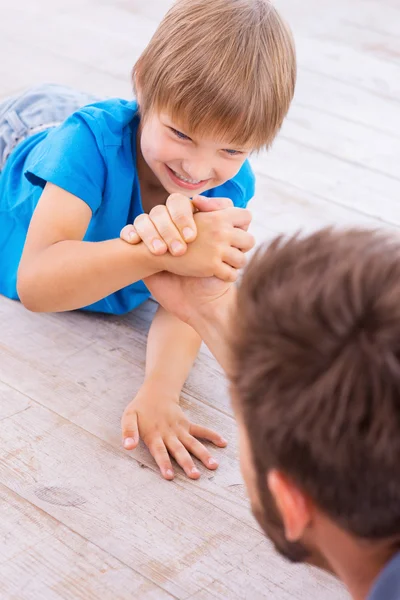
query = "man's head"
xmin=230 ymin=228 xmax=400 ymax=575
xmin=133 ymin=0 xmax=296 ymax=196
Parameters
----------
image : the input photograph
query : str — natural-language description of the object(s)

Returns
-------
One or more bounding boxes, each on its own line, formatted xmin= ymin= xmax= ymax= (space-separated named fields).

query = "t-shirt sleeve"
xmin=25 ymin=110 xmax=106 ymax=214
xmin=203 ymin=159 xmax=255 ymax=208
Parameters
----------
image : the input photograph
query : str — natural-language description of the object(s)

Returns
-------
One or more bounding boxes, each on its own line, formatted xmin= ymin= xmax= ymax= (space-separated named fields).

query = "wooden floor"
xmin=1 ymin=0 xmax=399 ymax=598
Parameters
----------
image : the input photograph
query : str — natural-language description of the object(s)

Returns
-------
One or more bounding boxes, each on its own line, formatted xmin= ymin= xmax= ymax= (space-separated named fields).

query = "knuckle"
xmin=149 ymin=440 xmax=165 ymax=454
xmin=169 ymin=210 xmax=189 ymax=227
xmin=243 ymin=209 xmax=252 ymax=223
xmin=134 ymin=213 xmax=149 ymax=228
xmin=149 ymin=204 xmax=167 ymax=219
xmin=167 ymin=192 xmax=186 ymax=204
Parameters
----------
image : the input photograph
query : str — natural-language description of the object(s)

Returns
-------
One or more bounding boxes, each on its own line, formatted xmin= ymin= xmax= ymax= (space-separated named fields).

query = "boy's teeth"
xmin=172 ymin=169 xmax=201 ymax=184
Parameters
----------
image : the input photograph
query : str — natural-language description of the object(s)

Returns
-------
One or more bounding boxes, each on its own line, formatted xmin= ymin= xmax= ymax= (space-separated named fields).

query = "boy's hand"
xmin=121 ymin=380 xmax=227 ymax=480
xmin=120 ymin=194 xmax=234 ymax=256
xmin=161 ymin=207 xmax=254 ymax=282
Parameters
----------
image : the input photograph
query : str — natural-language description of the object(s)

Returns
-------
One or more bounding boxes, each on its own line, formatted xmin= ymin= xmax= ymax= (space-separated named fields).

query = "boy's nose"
xmin=181 ymin=161 xmax=213 ymax=182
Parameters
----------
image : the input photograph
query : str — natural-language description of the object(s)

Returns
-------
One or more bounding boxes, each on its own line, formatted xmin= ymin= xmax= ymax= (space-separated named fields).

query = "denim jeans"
xmin=0 ymin=83 xmax=98 ymax=170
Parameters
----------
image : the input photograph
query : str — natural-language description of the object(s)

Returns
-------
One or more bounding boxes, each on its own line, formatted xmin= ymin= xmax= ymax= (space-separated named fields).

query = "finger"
xmin=166 ymin=193 xmax=197 ymax=242
xmin=120 ymin=224 xmax=141 ymax=245
xmin=224 ymin=207 xmax=253 ymax=230
xmin=190 ymin=424 xmax=228 ymax=447
xmin=222 ymin=247 xmax=247 ymax=270
xmin=148 ymin=204 xmax=187 ymax=256
xmin=231 ymin=228 xmax=256 ymax=252
xmin=121 ymin=411 xmax=139 ymax=450
xmin=147 ymin=438 xmax=175 ymax=480
xmin=191 ymin=195 xmax=234 ymax=213
xmin=165 ymin=437 xmax=201 ymax=479
xmin=214 ymin=263 xmax=239 ymax=283
xmin=180 ymin=432 xmax=219 ymax=471
xmin=133 ymin=213 xmax=168 ymax=255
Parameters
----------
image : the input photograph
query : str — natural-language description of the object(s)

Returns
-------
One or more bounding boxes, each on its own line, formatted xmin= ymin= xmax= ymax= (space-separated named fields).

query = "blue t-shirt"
xmin=0 ymin=98 xmax=255 ymax=314
xmin=368 ymin=551 xmax=400 ymax=600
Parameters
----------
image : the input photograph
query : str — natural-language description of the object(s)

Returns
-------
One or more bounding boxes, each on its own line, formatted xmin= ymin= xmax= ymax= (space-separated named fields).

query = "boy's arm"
xmin=17 ymin=183 xmax=163 ymax=312
xmin=18 ymin=183 xmax=252 ymax=312
xmin=121 ymin=305 xmax=227 ymax=480
xmin=144 ymin=305 xmax=202 ymax=391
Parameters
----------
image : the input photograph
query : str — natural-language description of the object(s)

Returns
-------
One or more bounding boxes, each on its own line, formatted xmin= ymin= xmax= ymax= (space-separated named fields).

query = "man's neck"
xmin=315 ymin=519 xmax=398 ymax=600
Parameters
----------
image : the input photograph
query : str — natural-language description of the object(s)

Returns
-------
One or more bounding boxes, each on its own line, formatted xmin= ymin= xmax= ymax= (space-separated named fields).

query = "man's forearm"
xmin=17 ymin=238 xmax=163 ymax=313
xmin=188 ymin=287 xmax=237 ymax=374
xmin=144 ymin=305 xmax=202 ymax=394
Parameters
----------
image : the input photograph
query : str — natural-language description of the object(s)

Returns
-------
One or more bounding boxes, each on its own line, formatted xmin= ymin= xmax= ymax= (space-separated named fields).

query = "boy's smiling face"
xmin=137 ymin=109 xmax=252 ymax=197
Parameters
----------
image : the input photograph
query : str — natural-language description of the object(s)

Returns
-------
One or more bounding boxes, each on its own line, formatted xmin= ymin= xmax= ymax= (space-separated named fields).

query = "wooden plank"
xmin=0 ymin=300 xmax=261 ymax=526
xmin=276 ymin=0 xmax=400 ymax=44
xmin=0 ymin=396 xmax=333 ymax=600
xmin=0 ymin=484 xmax=174 ymax=599
xmin=251 ymin=138 xmax=400 ymax=225
xmin=294 ymin=71 xmax=400 ymax=139
xmin=295 ymin=36 xmax=400 ymax=101
xmin=283 ymin=104 xmax=400 ymax=180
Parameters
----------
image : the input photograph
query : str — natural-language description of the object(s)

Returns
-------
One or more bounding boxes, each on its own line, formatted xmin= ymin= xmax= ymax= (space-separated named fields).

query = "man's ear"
xmin=267 ymin=470 xmax=311 ymax=542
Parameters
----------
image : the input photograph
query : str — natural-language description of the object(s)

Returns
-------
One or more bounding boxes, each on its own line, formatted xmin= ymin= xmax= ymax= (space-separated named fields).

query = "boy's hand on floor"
xmin=119 ymin=193 xmax=234 ymax=256
xmin=121 ymin=380 xmax=227 ymax=480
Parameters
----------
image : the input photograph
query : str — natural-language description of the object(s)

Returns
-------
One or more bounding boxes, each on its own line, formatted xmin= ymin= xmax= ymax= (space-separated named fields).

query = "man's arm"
xmin=144 ymin=273 xmax=238 ymax=375
xmin=187 ymin=287 xmax=236 ymax=374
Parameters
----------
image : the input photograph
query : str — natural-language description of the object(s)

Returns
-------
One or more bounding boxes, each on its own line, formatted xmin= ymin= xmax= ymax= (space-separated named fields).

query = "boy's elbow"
xmin=17 ymin=268 xmax=43 ymax=312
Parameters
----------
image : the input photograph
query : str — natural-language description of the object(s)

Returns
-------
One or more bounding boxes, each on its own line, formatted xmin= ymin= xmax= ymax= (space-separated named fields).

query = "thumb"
xmin=191 ymin=195 xmax=234 ymax=213
xmin=122 ymin=412 xmax=140 ymax=450
xmin=120 ymin=224 xmax=141 ymax=245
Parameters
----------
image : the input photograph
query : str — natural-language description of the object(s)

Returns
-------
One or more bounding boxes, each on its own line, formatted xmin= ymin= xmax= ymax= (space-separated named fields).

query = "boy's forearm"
xmin=144 ymin=305 xmax=202 ymax=395
xmin=17 ymin=238 xmax=163 ymax=313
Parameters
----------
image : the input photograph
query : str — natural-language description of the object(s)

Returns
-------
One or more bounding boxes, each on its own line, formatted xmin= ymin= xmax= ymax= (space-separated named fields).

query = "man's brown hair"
xmin=232 ymin=228 xmax=400 ymax=539
xmin=133 ymin=0 xmax=296 ymax=150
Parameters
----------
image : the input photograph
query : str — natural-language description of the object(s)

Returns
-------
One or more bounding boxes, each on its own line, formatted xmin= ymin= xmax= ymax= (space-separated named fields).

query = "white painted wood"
xmin=0 ymin=483 xmax=174 ymax=599
xmin=0 ymin=0 xmax=398 ymax=597
xmin=0 ymin=392 xmax=346 ymax=599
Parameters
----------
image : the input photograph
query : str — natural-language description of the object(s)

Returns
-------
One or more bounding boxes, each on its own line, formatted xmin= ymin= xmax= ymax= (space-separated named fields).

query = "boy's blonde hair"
xmin=133 ymin=0 xmax=296 ymax=150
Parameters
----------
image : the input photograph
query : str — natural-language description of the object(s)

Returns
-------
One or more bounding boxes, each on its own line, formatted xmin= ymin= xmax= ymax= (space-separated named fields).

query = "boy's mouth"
xmin=165 ymin=165 xmax=209 ymax=190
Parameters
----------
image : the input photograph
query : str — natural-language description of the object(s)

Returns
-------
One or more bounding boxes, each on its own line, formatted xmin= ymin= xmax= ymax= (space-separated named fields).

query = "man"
xmin=145 ymin=227 xmax=400 ymax=600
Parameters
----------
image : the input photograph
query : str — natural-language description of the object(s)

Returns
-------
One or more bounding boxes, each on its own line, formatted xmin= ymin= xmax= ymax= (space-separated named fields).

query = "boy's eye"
xmin=224 ymin=149 xmax=242 ymax=156
xmin=170 ymin=127 xmax=190 ymax=141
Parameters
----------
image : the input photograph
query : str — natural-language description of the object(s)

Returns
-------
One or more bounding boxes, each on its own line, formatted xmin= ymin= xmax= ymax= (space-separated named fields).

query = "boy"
xmin=145 ymin=227 xmax=400 ymax=600
xmin=0 ymin=0 xmax=296 ymax=479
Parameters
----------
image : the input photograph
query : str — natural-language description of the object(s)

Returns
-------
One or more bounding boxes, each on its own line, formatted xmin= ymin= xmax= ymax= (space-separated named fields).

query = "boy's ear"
xmin=134 ymin=73 xmax=143 ymax=105
xmin=267 ymin=470 xmax=311 ymax=542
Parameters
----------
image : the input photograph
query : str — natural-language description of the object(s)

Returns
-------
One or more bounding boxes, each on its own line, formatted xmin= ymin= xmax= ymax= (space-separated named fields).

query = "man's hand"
xmin=121 ymin=380 xmax=227 ymax=480
xmin=120 ymin=194 xmax=235 ymax=256
xmin=145 ymin=273 xmax=232 ymax=325
xmin=159 ymin=207 xmax=254 ymax=282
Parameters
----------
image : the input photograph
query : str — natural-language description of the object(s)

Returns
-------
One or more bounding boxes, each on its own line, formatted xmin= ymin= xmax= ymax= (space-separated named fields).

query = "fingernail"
xmin=208 ymin=458 xmax=218 ymax=466
xmin=183 ymin=227 xmax=194 ymax=241
xmin=191 ymin=467 xmax=200 ymax=475
xmin=171 ymin=241 xmax=184 ymax=254
xmin=166 ymin=469 xmax=174 ymax=478
xmin=124 ymin=438 xmax=135 ymax=449
xmin=220 ymin=437 xmax=228 ymax=444
xmin=152 ymin=239 xmax=165 ymax=251
xmin=128 ymin=231 xmax=136 ymax=240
